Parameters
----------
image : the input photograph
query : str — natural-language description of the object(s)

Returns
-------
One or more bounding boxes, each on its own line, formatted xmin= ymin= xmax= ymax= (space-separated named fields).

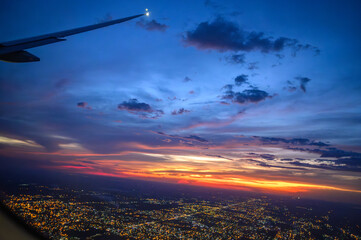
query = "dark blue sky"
xmin=1 ymin=0 xmax=361 ymax=203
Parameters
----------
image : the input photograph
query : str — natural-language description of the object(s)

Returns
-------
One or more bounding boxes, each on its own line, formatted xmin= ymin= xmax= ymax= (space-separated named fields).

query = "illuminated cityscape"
xmin=2 ymin=183 xmax=360 ymax=239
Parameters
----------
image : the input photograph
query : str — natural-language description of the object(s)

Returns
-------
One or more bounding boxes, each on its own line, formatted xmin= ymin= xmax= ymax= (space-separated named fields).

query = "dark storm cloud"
xmin=183 ymin=17 xmax=319 ymax=54
xmin=295 ymin=77 xmax=311 ymax=92
xmin=118 ymin=99 xmax=164 ymax=119
xmin=171 ymin=108 xmax=191 ymax=115
xmin=136 ymin=19 xmax=169 ymax=32
xmin=234 ymin=74 xmax=248 ymax=86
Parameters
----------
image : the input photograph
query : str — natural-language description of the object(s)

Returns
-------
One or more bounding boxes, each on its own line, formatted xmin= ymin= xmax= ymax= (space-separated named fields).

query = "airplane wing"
xmin=0 ymin=13 xmax=146 ymax=63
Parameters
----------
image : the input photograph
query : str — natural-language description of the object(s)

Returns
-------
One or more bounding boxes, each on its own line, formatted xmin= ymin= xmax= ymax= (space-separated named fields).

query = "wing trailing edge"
xmin=0 ymin=50 xmax=40 ymax=63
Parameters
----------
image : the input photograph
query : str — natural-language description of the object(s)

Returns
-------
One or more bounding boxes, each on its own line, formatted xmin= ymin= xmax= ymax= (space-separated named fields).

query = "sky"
xmin=1 ymin=0 xmax=361 ymax=204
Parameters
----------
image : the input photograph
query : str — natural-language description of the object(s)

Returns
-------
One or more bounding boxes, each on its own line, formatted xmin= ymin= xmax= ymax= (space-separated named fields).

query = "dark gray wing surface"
xmin=0 ymin=13 xmax=145 ymax=62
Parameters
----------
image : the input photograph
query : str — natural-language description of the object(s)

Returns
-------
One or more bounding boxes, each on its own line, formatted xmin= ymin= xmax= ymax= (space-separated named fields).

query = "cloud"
xmin=254 ymin=136 xmax=329 ymax=147
xmin=183 ymin=111 xmax=244 ymax=130
xmin=183 ymin=76 xmax=192 ymax=82
xmin=154 ymin=131 xmax=208 ymax=144
xmin=257 ymin=162 xmax=306 ymax=171
xmin=284 ymin=78 xmax=311 ymax=93
xmin=55 ymin=78 xmax=70 ymax=89
xmin=223 ymin=89 xmax=270 ymax=104
xmin=96 ymin=13 xmax=113 ymax=23
xmin=136 ymin=19 xmax=169 ymax=32
xmin=183 ymin=17 xmax=319 ymax=54
xmin=77 ymin=102 xmax=92 ymax=110
xmin=288 ymin=159 xmax=361 ymax=172
xmin=204 ymin=1 xmax=242 ymax=17
xmin=171 ymin=108 xmax=191 ymax=115
xmin=336 ymin=157 xmax=361 ymax=168
xmin=221 ymin=75 xmax=272 ymax=105
xmin=260 ymin=154 xmax=276 ymax=160
xmin=247 ymin=138 xmax=361 ymax=172
xmin=295 ymin=77 xmax=311 ymax=92
xmin=223 ymin=84 xmax=234 ymax=91
xmin=247 ymin=62 xmax=258 ymax=70
xmin=246 ymin=153 xmax=277 ymax=161
xmin=118 ymin=99 xmax=164 ymax=119
xmin=313 ymin=147 xmax=361 ymax=158
xmin=184 ymin=135 xmax=208 ymax=143
xmin=205 ymin=154 xmax=234 ymax=161
xmin=285 ymin=86 xmax=297 ymax=92
xmin=275 ymin=54 xmax=285 ymax=59
xmin=118 ymin=99 xmax=152 ymax=112
xmin=226 ymin=54 xmax=245 ymax=64
xmin=168 ymin=96 xmax=177 ymax=101
xmin=280 ymin=146 xmax=361 ymax=171
xmin=204 ymin=0 xmax=224 ymax=10
xmin=220 ymin=101 xmax=230 ymax=105
xmin=234 ymin=74 xmax=248 ymax=86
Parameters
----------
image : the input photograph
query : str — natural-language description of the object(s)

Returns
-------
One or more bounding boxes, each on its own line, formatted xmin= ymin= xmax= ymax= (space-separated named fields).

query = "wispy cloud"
xmin=136 ymin=19 xmax=169 ymax=32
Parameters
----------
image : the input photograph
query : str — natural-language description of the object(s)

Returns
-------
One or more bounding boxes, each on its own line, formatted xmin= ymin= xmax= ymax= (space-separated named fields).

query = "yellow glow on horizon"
xmin=23 ymin=149 xmax=361 ymax=196
xmin=138 ymin=171 xmax=361 ymax=194
xmin=169 ymin=154 xmax=232 ymax=163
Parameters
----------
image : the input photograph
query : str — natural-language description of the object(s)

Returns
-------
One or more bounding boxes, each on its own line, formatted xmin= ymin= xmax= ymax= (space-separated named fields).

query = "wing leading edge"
xmin=0 ymin=13 xmax=146 ymax=63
